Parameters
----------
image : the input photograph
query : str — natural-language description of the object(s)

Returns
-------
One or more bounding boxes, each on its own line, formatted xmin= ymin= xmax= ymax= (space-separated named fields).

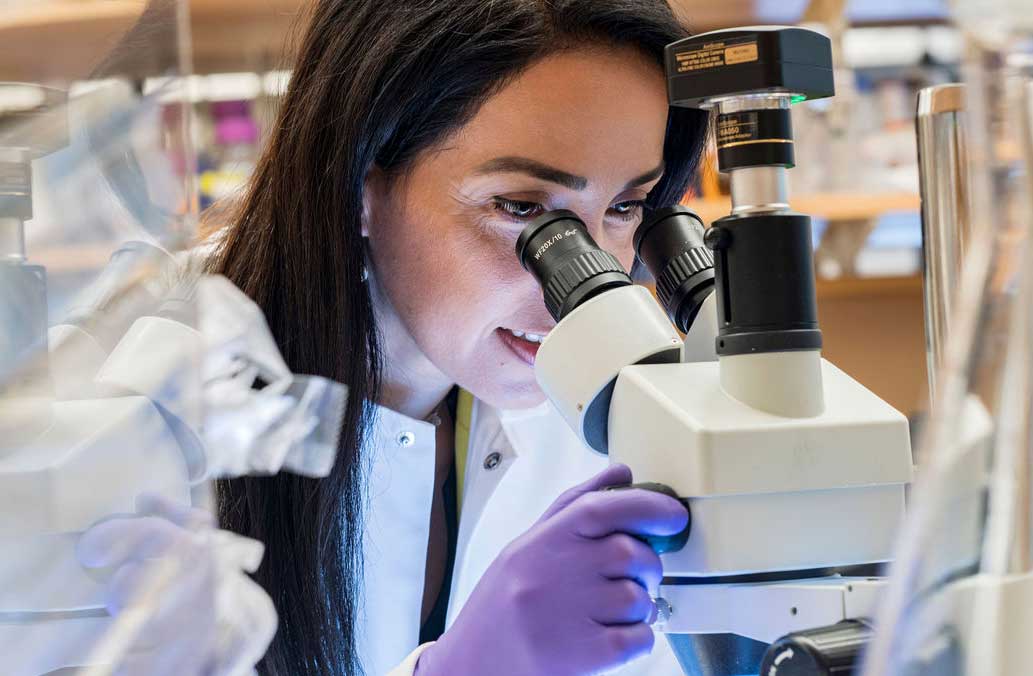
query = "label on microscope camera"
xmin=716 ymin=112 xmax=760 ymax=147
xmin=673 ymin=38 xmax=759 ymax=74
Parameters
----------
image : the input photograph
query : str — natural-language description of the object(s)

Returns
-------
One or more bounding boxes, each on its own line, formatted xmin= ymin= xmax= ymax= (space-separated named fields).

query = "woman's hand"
xmin=415 ymin=464 xmax=688 ymax=676
xmin=76 ymin=495 xmax=276 ymax=676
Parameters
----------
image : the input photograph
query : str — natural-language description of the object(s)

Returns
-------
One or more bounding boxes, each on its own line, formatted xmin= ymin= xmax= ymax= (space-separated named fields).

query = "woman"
xmin=212 ymin=1 xmax=708 ymax=674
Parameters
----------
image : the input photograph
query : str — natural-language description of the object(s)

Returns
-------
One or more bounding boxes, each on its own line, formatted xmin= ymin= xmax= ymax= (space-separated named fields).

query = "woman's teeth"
xmin=505 ymin=328 xmax=546 ymax=344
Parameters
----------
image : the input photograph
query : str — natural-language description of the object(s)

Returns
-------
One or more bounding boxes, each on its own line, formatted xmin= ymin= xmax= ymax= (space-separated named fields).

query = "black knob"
xmin=760 ymin=620 xmax=872 ymax=676
xmin=633 ymin=206 xmax=715 ymax=333
xmin=604 ymin=482 xmax=691 ymax=554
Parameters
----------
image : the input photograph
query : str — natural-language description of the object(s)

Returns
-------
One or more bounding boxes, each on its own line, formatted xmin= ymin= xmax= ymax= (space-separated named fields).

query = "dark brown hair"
xmin=211 ymin=1 xmax=708 ymax=673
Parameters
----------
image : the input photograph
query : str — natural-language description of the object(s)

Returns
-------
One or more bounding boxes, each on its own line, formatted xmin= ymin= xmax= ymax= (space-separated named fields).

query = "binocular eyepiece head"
xmin=516 ymin=207 xmax=714 ymax=333
xmin=515 ymin=210 xmax=632 ymax=323
xmin=634 ymin=206 xmax=714 ymax=333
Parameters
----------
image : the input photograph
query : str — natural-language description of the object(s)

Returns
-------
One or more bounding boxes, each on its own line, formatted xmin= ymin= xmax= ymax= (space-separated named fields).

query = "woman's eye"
xmin=492 ymin=197 xmax=545 ymax=221
xmin=608 ymin=200 xmax=645 ymax=220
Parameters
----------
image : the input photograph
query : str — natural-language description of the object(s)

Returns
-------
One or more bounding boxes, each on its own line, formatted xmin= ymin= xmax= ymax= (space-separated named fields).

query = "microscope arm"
xmin=681 ymin=290 xmax=718 ymax=364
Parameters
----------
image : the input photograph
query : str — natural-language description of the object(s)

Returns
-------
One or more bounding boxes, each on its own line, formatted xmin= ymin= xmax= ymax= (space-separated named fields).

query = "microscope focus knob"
xmin=604 ymin=482 xmax=691 ymax=554
xmin=760 ymin=620 xmax=872 ymax=676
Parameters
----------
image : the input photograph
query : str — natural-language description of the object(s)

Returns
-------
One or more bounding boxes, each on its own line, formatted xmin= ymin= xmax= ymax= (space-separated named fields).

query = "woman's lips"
xmin=496 ymin=327 xmax=543 ymax=367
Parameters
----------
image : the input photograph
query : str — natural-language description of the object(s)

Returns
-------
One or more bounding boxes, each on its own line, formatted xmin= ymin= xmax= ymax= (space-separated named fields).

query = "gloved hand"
xmin=415 ymin=464 xmax=688 ymax=676
xmin=76 ymin=494 xmax=277 ymax=676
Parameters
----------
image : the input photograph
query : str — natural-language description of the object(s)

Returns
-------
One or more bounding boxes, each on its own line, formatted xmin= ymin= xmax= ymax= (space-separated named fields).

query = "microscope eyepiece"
xmin=516 ymin=210 xmax=632 ymax=322
xmin=634 ymin=206 xmax=715 ymax=333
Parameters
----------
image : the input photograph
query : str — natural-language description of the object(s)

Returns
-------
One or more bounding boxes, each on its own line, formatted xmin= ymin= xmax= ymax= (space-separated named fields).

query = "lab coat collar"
xmin=356 ymin=402 xmax=437 ymax=676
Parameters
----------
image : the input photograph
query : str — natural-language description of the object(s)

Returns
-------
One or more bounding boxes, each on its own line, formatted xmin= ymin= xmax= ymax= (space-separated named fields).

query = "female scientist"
xmin=212 ymin=1 xmax=708 ymax=674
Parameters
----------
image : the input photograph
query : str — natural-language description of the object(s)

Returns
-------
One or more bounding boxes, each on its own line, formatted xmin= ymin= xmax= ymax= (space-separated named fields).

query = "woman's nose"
xmin=584 ymin=220 xmax=637 ymax=271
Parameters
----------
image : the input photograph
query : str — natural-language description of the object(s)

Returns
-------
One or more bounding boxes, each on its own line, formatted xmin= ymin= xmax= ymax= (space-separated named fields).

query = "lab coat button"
xmin=483 ymin=451 xmax=502 ymax=470
xmin=396 ymin=431 xmax=416 ymax=447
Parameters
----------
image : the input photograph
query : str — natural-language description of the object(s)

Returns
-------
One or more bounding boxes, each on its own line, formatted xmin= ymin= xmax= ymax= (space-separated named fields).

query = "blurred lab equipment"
xmin=0 ymin=3 xmax=347 ymax=673
xmin=861 ymin=0 xmax=1033 ymax=673
xmin=199 ymin=100 xmax=260 ymax=209
xmin=518 ymin=27 xmax=913 ymax=676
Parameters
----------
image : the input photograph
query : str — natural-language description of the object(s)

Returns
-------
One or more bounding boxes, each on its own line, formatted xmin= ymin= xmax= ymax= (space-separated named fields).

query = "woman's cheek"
xmin=459 ymin=228 xmax=525 ymax=283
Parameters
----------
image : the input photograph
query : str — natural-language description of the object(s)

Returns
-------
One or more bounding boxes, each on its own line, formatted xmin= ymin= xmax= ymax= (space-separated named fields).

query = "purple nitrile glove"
xmin=76 ymin=494 xmax=276 ymax=676
xmin=415 ymin=464 xmax=688 ymax=676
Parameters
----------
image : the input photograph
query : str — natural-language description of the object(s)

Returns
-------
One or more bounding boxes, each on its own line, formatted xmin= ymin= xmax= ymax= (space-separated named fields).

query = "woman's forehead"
xmin=436 ymin=47 xmax=669 ymax=186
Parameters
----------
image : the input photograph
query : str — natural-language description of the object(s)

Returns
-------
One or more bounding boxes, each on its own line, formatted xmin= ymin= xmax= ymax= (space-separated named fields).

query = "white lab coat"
xmin=359 ymin=396 xmax=684 ymax=676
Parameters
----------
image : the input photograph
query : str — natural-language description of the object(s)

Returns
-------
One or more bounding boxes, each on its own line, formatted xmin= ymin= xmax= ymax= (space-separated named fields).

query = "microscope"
xmin=517 ymin=27 xmax=913 ymax=676
xmin=0 ymin=82 xmax=343 ymax=674
xmin=0 ymin=82 xmax=194 ymax=674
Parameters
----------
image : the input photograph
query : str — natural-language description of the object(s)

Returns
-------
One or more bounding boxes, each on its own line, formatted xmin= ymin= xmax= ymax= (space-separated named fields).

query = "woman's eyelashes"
xmin=609 ymin=199 xmax=645 ymax=221
xmin=492 ymin=197 xmax=545 ymax=221
xmin=490 ymin=196 xmax=646 ymax=224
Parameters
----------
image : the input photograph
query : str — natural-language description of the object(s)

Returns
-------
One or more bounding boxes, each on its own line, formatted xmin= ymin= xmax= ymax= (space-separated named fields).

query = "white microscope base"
xmin=0 ymin=396 xmax=190 ymax=612
xmin=609 ymin=358 xmax=913 ymax=576
xmin=0 ymin=613 xmax=111 ymax=676
xmin=0 ymin=396 xmax=190 ymax=536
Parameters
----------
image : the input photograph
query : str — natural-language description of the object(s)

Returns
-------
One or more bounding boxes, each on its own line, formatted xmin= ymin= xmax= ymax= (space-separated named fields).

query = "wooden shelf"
xmin=649 ymin=274 xmax=923 ymax=304
xmin=685 ymin=191 xmax=921 ymax=225
xmin=817 ymin=273 xmax=922 ymax=300
xmin=0 ymin=0 xmax=778 ymax=80
xmin=0 ymin=2 xmax=144 ymax=82
xmin=190 ymin=0 xmax=308 ymax=74
xmin=0 ymin=0 xmax=306 ymax=82
xmin=30 ymin=243 xmax=119 ymax=273
xmin=0 ymin=0 xmax=139 ymax=27
xmin=0 ymin=1 xmax=958 ymax=80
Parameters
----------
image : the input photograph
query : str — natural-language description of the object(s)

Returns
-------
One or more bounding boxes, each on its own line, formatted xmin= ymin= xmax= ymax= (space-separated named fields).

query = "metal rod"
xmin=916 ymin=83 xmax=969 ymax=400
xmin=729 ymin=166 xmax=790 ymax=215
xmin=0 ymin=217 xmax=25 ymax=261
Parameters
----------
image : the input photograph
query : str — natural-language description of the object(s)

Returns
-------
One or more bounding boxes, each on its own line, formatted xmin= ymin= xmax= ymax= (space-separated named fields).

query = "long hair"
xmin=211 ymin=1 xmax=708 ymax=673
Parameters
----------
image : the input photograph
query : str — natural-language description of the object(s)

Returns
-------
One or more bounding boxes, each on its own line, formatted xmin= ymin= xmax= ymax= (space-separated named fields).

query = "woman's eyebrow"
xmin=473 ymin=156 xmax=589 ymax=191
xmin=624 ymin=162 xmax=665 ymax=190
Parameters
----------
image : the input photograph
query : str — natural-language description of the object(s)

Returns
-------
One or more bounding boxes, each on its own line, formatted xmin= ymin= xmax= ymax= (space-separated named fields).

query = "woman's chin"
xmin=502 ymin=388 xmax=548 ymax=410
xmin=472 ymin=376 xmax=547 ymax=410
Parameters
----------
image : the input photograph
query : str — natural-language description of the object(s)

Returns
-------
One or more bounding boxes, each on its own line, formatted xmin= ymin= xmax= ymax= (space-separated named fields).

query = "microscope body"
xmin=522 ymin=27 xmax=914 ymax=676
xmin=535 ymin=285 xmax=911 ymax=642
xmin=0 ymin=397 xmax=192 ymax=675
xmin=610 ymin=357 xmax=909 ymax=580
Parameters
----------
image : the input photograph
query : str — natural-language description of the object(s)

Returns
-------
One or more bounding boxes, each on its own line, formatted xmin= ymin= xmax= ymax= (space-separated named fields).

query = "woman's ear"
xmin=361 ymin=166 xmax=387 ymax=238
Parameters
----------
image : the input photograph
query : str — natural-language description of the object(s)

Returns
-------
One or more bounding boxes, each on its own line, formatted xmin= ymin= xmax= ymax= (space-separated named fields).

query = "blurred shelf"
xmin=190 ymin=0 xmax=307 ymax=74
xmin=0 ymin=0 xmax=304 ymax=82
xmin=0 ymin=0 xmax=780 ymax=81
xmin=0 ymin=0 xmax=138 ymax=27
xmin=684 ymin=191 xmax=921 ymax=225
xmin=0 ymin=1 xmax=143 ymax=82
xmin=190 ymin=0 xmax=767 ymax=74
xmin=0 ymin=1 xmax=963 ymax=81
xmin=816 ymin=274 xmax=922 ymax=300
xmin=30 ymin=243 xmax=117 ymax=273
xmin=648 ymin=274 xmax=922 ymax=303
